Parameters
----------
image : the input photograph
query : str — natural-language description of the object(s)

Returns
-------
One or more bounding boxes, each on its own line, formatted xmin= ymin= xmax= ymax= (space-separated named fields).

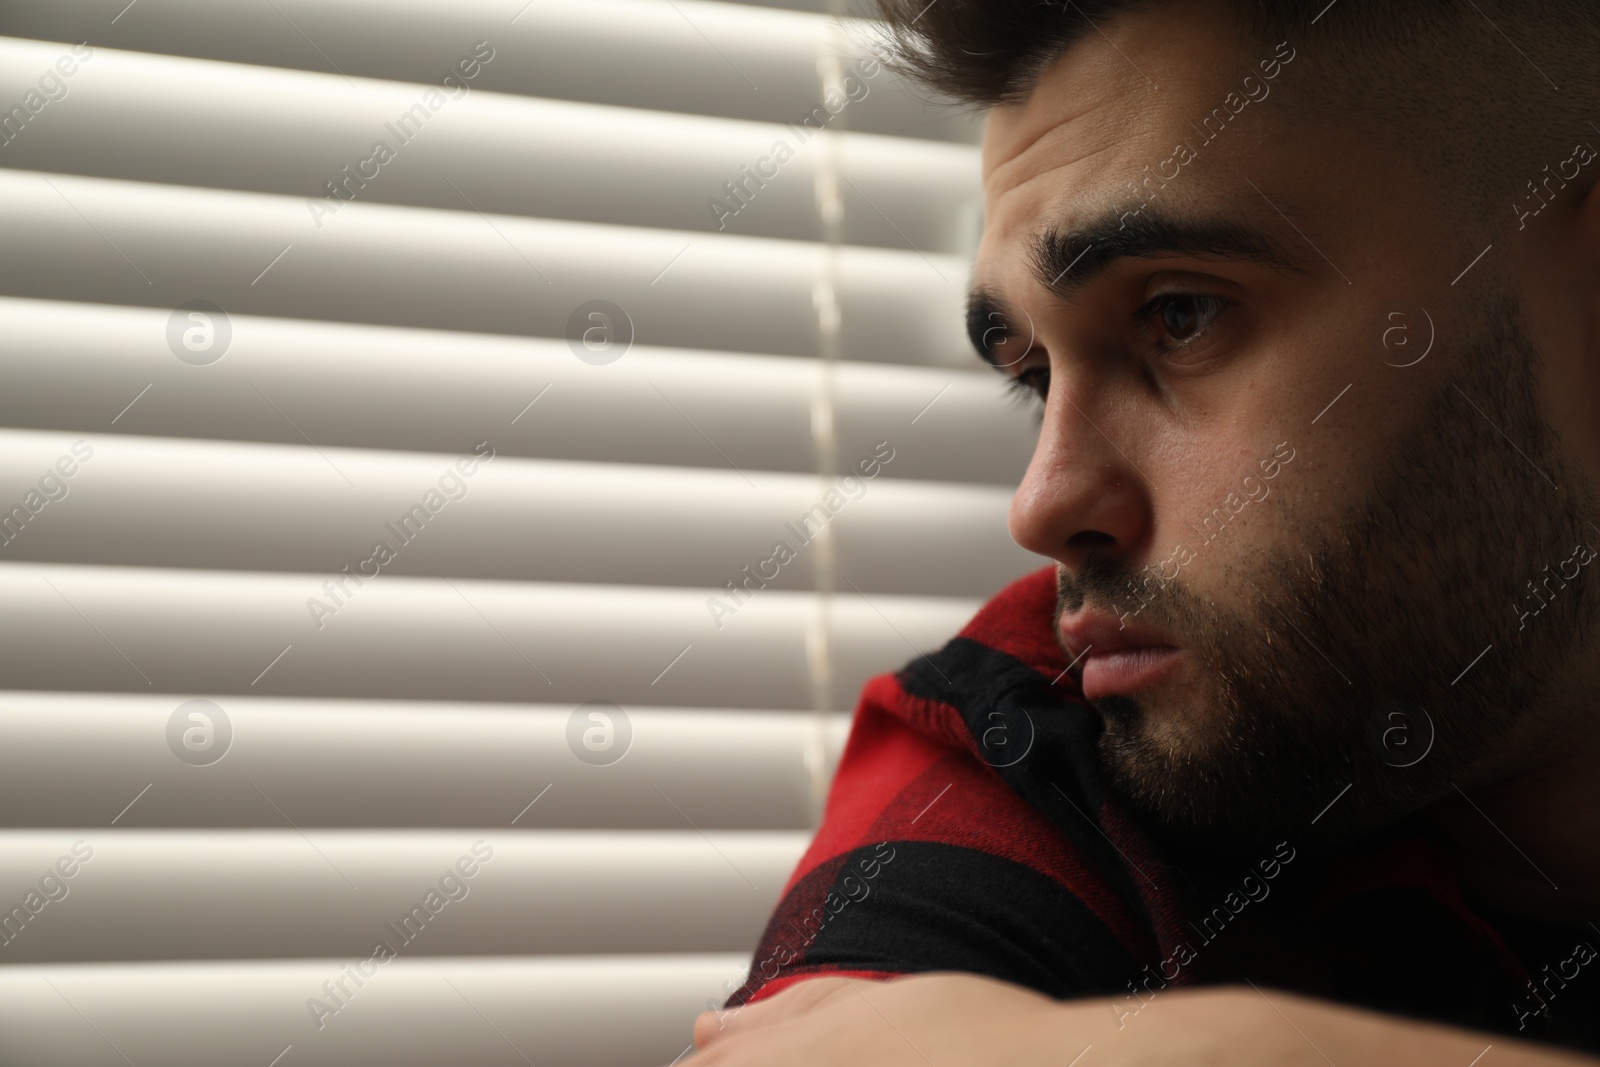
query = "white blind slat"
xmin=0 ymin=955 xmax=752 ymax=1067
xmin=0 ymin=37 xmax=980 ymax=251
xmin=0 ymin=831 xmax=803 ymax=961
xmin=0 ymin=562 xmax=980 ymax=708
xmin=0 ymin=298 xmax=1035 ymax=483
xmin=0 ymin=693 xmax=848 ymax=830
xmin=0 ymin=0 xmax=974 ymax=140
xmin=0 ymin=169 xmax=973 ymax=365
xmin=0 ymin=429 xmax=1033 ymax=595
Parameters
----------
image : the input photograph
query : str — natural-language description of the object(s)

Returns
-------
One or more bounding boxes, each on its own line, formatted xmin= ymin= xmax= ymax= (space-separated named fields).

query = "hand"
xmin=683 ymin=972 xmax=1600 ymax=1066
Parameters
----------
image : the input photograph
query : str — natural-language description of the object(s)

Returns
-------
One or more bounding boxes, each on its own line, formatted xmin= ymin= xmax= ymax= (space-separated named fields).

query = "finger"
xmin=693 ymin=998 xmax=764 ymax=1049
xmin=693 ymin=1008 xmax=736 ymax=1049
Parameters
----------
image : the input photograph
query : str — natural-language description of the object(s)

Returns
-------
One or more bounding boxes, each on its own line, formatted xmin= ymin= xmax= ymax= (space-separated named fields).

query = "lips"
xmin=1060 ymin=612 xmax=1184 ymax=700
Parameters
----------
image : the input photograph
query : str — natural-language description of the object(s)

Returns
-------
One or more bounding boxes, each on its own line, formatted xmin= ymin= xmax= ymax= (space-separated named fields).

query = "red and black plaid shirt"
xmin=730 ymin=566 xmax=1600 ymax=1057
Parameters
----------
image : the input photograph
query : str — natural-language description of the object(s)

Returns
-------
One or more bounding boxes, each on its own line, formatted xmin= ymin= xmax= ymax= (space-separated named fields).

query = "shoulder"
xmin=942 ymin=564 xmax=1068 ymax=681
xmin=727 ymin=566 xmax=1171 ymax=1005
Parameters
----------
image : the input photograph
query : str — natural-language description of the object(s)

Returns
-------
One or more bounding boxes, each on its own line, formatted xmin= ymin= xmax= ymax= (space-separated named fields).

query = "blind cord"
xmin=802 ymin=11 xmax=851 ymax=824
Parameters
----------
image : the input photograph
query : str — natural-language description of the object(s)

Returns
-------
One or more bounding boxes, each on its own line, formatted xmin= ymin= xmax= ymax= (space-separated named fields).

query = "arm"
xmin=721 ymin=670 xmax=1159 ymax=1010
xmin=689 ymin=972 xmax=1600 ymax=1067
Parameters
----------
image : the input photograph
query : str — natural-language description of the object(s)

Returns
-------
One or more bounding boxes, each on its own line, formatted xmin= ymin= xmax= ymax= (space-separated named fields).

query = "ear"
xmin=1557 ymin=161 xmax=1600 ymax=473
xmin=1578 ymin=142 xmax=1600 ymax=228
xmin=1577 ymin=164 xmax=1600 ymax=360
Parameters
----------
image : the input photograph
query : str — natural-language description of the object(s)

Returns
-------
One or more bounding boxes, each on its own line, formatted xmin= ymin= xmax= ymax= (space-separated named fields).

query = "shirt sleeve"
xmin=725 ymin=665 xmax=1164 ymax=1007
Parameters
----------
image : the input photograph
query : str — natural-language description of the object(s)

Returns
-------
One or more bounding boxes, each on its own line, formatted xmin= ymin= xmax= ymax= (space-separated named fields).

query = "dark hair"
xmin=871 ymin=0 xmax=1600 ymax=248
xmin=870 ymin=0 xmax=1463 ymax=107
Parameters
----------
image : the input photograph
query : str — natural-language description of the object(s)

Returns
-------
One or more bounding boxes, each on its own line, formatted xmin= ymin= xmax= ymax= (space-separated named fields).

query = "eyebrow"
xmin=966 ymin=206 xmax=1309 ymax=367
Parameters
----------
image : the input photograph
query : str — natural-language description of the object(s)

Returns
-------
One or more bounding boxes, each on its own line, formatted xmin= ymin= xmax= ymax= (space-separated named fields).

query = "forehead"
xmin=977 ymin=1 xmax=1259 ymax=269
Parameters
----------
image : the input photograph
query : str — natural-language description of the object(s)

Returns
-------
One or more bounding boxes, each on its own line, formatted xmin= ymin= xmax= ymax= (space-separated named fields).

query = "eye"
xmin=1005 ymin=364 xmax=1050 ymax=405
xmin=984 ymin=310 xmax=1035 ymax=370
xmin=1133 ymin=293 xmax=1227 ymax=357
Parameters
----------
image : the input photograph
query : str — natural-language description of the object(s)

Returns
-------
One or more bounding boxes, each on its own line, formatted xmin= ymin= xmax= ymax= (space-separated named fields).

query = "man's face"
xmin=972 ymin=0 xmax=1600 ymax=845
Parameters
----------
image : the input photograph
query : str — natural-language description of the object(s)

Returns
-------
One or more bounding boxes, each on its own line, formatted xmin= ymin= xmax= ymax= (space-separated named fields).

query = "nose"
xmin=1007 ymin=384 xmax=1152 ymax=578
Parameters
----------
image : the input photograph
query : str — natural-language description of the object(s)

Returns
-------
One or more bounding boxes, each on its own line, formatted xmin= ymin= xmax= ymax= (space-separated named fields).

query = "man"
xmin=684 ymin=0 xmax=1600 ymax=1062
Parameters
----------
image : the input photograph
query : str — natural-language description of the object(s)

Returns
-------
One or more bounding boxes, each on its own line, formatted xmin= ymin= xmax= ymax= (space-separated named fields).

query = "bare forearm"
xmin=690 ymin=974 xmax=1600 ymax=1066
xmin=1043 ymin=984 xmax=1600 ymax=1067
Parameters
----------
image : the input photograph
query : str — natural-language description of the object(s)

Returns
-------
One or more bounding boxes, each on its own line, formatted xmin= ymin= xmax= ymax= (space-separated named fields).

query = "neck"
xmin=1422 ymin=729 xmax=1600 ymax=927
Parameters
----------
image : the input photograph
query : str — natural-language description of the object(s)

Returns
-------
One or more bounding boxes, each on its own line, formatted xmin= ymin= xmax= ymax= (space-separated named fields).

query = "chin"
xmin=1088 ymin=691 xmax=1430 ymax=853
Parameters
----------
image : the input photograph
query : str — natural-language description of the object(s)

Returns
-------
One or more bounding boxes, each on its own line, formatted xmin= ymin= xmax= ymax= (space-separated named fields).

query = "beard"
xmin=1056 ymin=285 xmax=1600 ymax=851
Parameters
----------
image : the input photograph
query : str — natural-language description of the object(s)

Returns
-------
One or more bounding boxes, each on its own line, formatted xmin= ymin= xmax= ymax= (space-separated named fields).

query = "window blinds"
xmin=0 ymin=1 xmax=1041 ymax=1063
